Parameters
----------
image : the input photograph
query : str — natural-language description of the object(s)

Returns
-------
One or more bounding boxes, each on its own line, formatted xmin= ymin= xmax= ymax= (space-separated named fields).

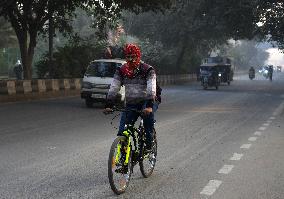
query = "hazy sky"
xmin=266 ymin=48 xmax=284 ymax=68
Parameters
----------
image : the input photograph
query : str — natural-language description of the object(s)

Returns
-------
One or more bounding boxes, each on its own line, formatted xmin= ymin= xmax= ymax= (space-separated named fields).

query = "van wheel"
xmin=85 ymin=99 xmax=93 ymax=108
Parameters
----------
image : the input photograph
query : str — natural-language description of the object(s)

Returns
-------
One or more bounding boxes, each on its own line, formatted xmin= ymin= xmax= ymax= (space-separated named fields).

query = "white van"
xmin=81 ymin=59 xmax=126 ymax=107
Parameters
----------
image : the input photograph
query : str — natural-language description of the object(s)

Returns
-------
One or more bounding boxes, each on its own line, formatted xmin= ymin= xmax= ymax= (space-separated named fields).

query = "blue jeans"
xmin=118 ymin=102 xmax=159 ymax=147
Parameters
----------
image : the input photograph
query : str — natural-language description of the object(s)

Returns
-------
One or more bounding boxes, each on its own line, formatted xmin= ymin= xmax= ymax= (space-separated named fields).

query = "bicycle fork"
xmin=115 ymin=131 xmax=132 ymax=166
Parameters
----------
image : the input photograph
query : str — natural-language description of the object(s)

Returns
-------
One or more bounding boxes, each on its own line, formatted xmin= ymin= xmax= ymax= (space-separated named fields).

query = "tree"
xmin=123 ymin=0 xmax=233 ymax=73
xmin=0 ymin=0 xmax=171 ymax=79
xmin=256 ymin=0 xmax=284 ymax=50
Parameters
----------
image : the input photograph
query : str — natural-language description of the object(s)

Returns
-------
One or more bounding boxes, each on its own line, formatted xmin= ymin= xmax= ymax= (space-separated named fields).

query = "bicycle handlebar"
xmin=103 ymin=106 xmax=143 ymax=115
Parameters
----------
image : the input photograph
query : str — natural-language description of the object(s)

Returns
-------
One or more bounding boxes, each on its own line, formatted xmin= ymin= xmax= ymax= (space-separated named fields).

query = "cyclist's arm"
xmin=145 ymin=69 xmax=156 ymax=109
xmin=105 ymin=69 xmax=122 ymax=108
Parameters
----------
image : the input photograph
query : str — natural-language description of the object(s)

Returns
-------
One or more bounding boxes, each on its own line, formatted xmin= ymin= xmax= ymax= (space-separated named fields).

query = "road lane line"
xmin=272 ymin=101 xmax=284 ymax=116
xmin=230 ymin=153 xmax=243 ymax=161
xmin=262 ymin=123 xmax=269 ymax=126
xmin=200 ymin=180 xmax=222 ymax=196
xmin=259 ymin=126 xmax=267 ymax=131
xmin=248 ymin=137 xmax=257 ymax=142
xmin=240 ymin=144 xmax=252 ymax=149
xmin=254 ymin=131 xmax=262 ymax=136
xmin=267 ymin=120 xmax=272 ymax=123
xmin=269 ymin=117 xmax=276 ymax=120
xmin=218 ymin=165 xmax=234 ymax=174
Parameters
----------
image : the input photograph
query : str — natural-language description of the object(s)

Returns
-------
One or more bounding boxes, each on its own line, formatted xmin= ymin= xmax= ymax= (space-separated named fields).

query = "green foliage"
xmin=0 ymin=17 xmax=17 ymax=48
xmin=122 ymin=2 xmax=231 ymax=74
xmin=35 ymin=37 xmax=106 ymax=78
xmin=256 ymin=1 xmax=284 ymax=50
xmin=122 ymin=0 xmax=283 ymax=73
xmin=0 ymin=0 xmax=171 ymax=79
xmin=0 ymin=47 xmax=21 ymax=77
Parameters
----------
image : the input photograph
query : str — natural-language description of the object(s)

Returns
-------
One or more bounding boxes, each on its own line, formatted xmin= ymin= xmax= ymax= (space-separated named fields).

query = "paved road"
xmin=0 ymin=72 xmax=284 ymax=199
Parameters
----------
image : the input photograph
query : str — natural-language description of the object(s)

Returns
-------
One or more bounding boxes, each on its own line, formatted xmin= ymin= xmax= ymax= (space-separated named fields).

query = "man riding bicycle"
xmin=104 ymin=43 xmax=158 ymax=151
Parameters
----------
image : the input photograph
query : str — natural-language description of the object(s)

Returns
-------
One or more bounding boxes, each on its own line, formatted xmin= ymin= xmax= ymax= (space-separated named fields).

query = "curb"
xmin=0 ymin=74 xmax=196 ymax=103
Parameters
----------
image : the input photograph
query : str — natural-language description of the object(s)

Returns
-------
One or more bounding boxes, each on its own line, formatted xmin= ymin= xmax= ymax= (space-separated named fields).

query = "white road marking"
xmin=267 ymin=120 xmax=272 ymax=123
xmin=230 ymin=153 xmax=244 ymax=161
xmin=269 ymin=117 xmax=276 ymax=120
xmin=259 ymin=126 xmax=267 ymax=131
xmin=200 ymin=180 xmax=222 ymax=196
xmin=218 ymin=165 xmax=234 ymax=174
xmin=248 ymin=137 xmax=257 ymax=142
xmin=47 ymin=146 xmax=56 ymax=150
xmin=272 ymin=101 xmax=284 ymax=116
xmin=254 ymin=131 xmax=262 ymax=136
xmin=240 ymin=144 xmax=252 ymax=149
xmin=263 ymin=123 xmax=270 ymax=126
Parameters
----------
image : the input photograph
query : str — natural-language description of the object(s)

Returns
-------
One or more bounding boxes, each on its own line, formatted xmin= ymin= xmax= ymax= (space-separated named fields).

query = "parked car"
xmin=81 ymin=59 xmax=126 ymax=108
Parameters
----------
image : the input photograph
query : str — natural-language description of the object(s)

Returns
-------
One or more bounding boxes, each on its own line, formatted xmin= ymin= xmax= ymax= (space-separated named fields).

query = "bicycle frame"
xmin=107 ymin=107 xmax=157 ymax=194
xmin=116 ymin=119 xmax=144 ymax=166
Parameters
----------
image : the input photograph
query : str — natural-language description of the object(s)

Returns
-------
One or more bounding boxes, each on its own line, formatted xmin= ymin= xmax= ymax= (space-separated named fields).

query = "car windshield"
xmin=85 ymin=62 xmax=122 ymax=77
xmin=200 ymin=66 xmax=216 ymax=72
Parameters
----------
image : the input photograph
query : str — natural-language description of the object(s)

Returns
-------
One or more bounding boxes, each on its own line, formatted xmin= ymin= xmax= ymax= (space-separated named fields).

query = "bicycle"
xmin=105 ymin=107 xmax=157 ymax=195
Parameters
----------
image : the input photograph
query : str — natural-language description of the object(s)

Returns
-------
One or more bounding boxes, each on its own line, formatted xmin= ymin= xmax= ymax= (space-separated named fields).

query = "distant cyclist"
xmin=104 ymin=44 xmax=159 ymax=151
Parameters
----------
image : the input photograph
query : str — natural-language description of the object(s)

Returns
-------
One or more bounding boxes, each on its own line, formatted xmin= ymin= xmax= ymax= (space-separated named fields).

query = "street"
xmin=1 ymin=73 xmax=284 ymax=199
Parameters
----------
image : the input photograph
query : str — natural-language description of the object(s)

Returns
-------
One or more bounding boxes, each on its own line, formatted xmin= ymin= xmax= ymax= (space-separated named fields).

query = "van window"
xmin=85 ymin=62 xmax=121 ymax=77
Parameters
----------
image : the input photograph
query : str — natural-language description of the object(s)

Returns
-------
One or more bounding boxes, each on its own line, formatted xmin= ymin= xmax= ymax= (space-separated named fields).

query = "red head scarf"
xmin=124 ymin=44 xmax=141 ymax=69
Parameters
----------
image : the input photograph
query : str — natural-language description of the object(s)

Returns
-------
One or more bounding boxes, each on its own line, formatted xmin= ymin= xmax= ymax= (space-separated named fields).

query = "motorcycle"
xmin=249 ymin=70 xmax=255 ymax=80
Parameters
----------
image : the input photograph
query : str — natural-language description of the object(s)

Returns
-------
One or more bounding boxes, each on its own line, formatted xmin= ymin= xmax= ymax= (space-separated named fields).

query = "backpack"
xmin=120 ymin=63 xmax=162 ymax=103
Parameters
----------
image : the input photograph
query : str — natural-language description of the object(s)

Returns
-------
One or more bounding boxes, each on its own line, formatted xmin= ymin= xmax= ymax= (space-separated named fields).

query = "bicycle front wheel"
xmin=108 ymin=136 xmax=132 ymax=195
xmin=139 ymin=128 xmax=157 ymax=178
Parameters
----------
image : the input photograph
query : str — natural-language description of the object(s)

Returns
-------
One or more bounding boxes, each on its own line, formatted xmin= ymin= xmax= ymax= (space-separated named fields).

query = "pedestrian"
xmin=14 ymin=60 xmax=23 ymax=80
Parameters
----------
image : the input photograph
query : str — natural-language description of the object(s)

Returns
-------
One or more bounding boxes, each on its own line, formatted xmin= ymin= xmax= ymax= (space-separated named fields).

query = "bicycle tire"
xmin=108 ymin=136 xmax=132 ymax=195
xmin=139 ymin=128 xmax=157 ymax=178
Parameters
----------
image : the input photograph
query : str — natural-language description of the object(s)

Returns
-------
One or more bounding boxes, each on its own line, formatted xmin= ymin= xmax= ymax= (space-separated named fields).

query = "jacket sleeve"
xmin=105 ymin=68 xmax=122 ymax=108
xmin=145 ymin=69 xmax=156 ymax=108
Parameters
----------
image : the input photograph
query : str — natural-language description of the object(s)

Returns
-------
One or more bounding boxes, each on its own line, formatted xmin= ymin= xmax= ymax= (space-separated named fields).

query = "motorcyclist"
xmin=268 ymin=65 xmax=273 ymax=81
xmin=249 ymin=67 xmax=255 ymax=79
xmin=104 ymin=43 xmax=158 ymax=151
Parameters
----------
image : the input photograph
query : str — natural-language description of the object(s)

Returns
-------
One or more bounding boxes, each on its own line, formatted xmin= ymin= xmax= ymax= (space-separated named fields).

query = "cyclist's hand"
xmin=103 ymin=108 xmax=113 ymax=114
xmin=143 ymin=107 xmax=152 ymax=115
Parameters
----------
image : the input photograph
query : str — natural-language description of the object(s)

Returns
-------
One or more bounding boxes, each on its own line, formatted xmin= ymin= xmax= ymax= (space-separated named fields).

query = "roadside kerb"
xmin=0 ymin=74 xmax=196 ymax=103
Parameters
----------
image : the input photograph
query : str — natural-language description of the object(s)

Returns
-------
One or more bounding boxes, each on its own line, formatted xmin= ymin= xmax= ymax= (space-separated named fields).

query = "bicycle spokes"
xmin=108 ymin=137 xmax=132 ymax=195
xmin=139 ymin=137 xmax=157 ymax=178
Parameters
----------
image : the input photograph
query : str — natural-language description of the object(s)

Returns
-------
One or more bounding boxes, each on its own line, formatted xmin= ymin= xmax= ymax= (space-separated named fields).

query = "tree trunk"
xmin=17 ymin=30 xmax=36 ymax=80
xmin=26 ymin=32 xmax=36 ymax=79
xmin=48 ymin=7 xmax=54 ymax=78
xmin=175 ymin=41 xmax=187 ymax=74
xmin=18 ymin=31 xmax=29 ymax=79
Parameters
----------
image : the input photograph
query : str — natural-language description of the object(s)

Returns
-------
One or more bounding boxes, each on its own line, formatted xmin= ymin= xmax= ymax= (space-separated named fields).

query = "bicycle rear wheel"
xmin=139 ymin=128 xmax=157 ymax=178
xmin=108 ymin=136 xmax=132 ymax=195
